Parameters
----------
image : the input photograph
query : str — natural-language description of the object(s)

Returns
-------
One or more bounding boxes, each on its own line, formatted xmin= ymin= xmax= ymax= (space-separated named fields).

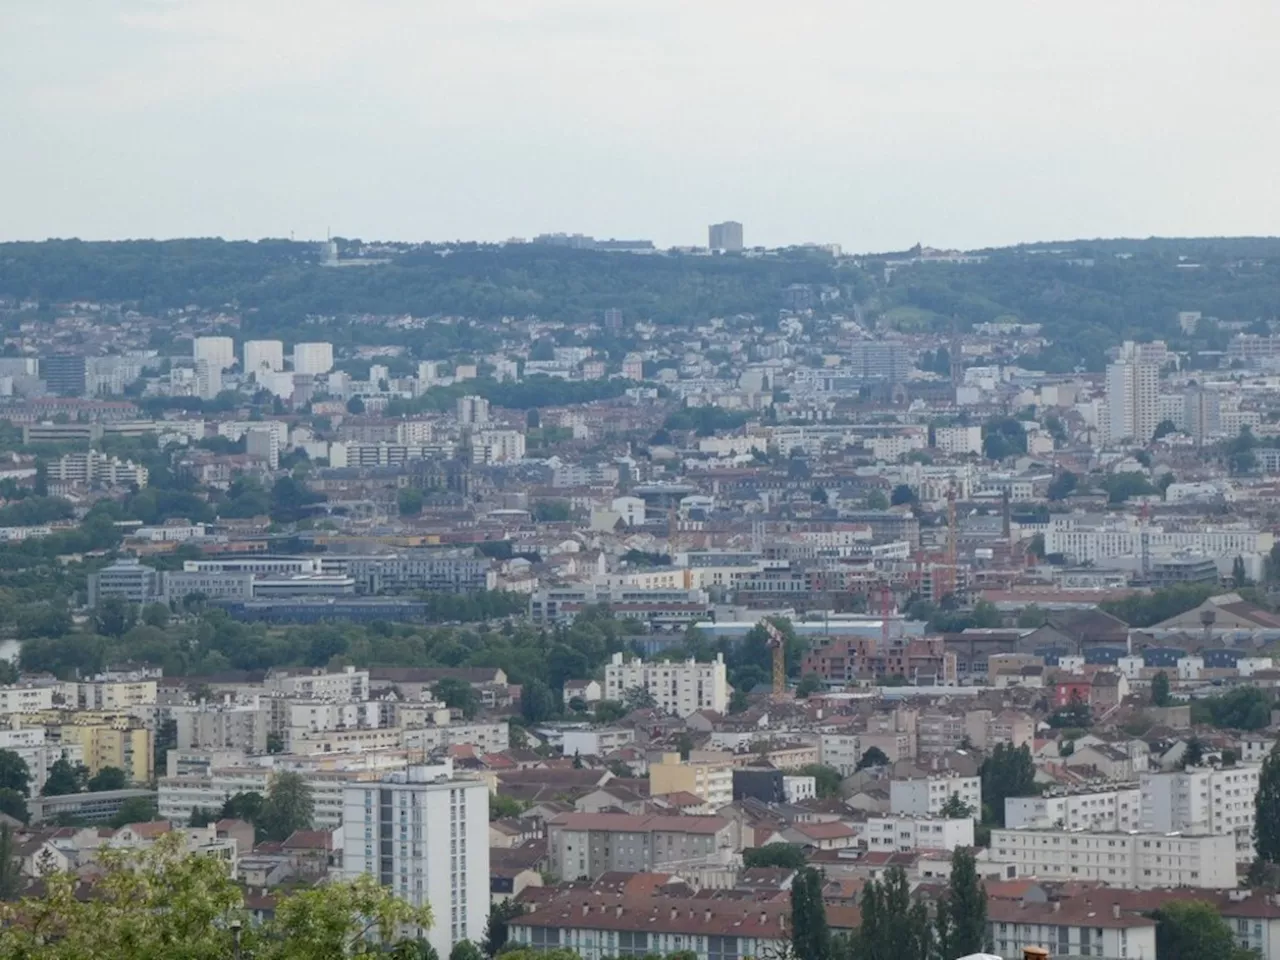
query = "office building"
xmin=1141 ymin=765 xmax=1260 ymax=860
xmin=88 ymin=557 xmax=162 ymax=607
xmin=1106 ymin=358 xmax=1159 ymax=444
xmin=346 ymin=553 xmax=493 ymax=595
xmin=244 ymin=339 xmax=285 ymax=375
xmin=989 ymin=826 xmax=1236 ymax=888
xmin=193 ymin=336 xmax=235 ymax=371
xmin=293 ymin=342 xmax=334 ymax=376
xmin=603 ymin=652 xmax=728 ymax=716
xmin=456 ymin=395 xmax=490 ymax=426
xmin=1184 ymin=385 xmax=1222 ymax=444
xmin=40 ymin=354 xmax=87 ymax=397
xmin=245 ymin=426 xmax=280 ymax=469
xmin=889 ymin=772 xmax=982 ymax=817
xmin=195 ymin=359 xmax=222 ymax=400
xmin=342 ymin=763 xmax=488 ymax=957
xmin=708 ymin=221 xmax=744 ymax=252
xmin=849 ymin=341 xmax=912 ymax=381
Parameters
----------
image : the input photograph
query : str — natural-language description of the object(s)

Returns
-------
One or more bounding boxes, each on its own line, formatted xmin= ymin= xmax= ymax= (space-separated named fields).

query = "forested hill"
xmin=3 ymin=236 xmax=1280 ymax=370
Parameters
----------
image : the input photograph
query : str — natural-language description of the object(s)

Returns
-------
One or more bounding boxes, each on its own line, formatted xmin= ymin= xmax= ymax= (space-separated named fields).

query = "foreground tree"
xmin=482 ymin=899 xmax=524 ymax=957
xmin=855 ymin=866 xmax=933 ymax=960
xmin=0 ymin=834 xmax=433 ymax=959
xmin=790 ymin=866 xmax=831 ymax=960
xmin=939 ymin=848 xmax=987 ymax=957
xmin=1151 ymin=671 xmax=1172 ymax=707
xmin=1256 ymin=743 xmax=1280 ymax=865
xmin=979 ymin=743 xmax=1036 ymax=825
xmin=1154 ymin=900 xmax=1257 ymax=960
xmin=258 ymin=771 xmax=314 ymax=842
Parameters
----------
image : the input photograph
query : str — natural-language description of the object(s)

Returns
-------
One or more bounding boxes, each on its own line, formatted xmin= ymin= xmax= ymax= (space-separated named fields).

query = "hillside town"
xmin=1 ymin=244 xmax=1280 ymax=960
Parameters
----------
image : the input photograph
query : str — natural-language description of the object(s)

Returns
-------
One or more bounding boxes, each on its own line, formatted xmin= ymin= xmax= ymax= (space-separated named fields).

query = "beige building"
xmin=70 ymin=680 xmax=157 ymax=711
xmin=57 ymin=720 xmax=153 ymax=784
xmin=649 ymin=753 xmax=733 ymax=808
xmin=604 ymin=653 xmax=728 ymax=717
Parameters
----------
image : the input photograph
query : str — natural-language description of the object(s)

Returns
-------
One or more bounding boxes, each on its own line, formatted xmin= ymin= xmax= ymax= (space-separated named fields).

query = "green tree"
xmin=856 ymin=746 xmax=890 ymax=771
xmin=93 ymin=596 xmax=137 ymax=638
xmin=1151 ymin=671 xmax=1172 ymax=707
xmin=87 ymin=766 xmax=127 ymax=792
xmin=140 ymin=603 xmax=170 ymax=629
xmin=489 ymin=793 xmax=523 ymax=822
xmin=449 ymin=940 xmax=483 ymax=960
xmin=979 ymin=743 xmax=1036 ymax=826
xmin=592 ymin=700 xmax=627 ymax=724
xmin=258 ymin=772 xmax=314 ymax=842
xmin=890 ymin=484 xmax=917 ymax=506
xmin=221 ymin=791 xmax=264 ymax=822
xmin=0 ymin=789 xmax=29 ymax=824
xmin=520 ymin=679 xmax=557 ymax=724
xmin=109 ymin=796 xmax=159 ymax=828
xmin=797 ymin=763 xmax=843 ymax=800
xmin=434 ymin=677 xmax=480 ymax=719
xmin=866 ymin=490 xmax=889 ymax=510
xmin=0 ymin=751 xmax=31 ymax=797
xmin=939 ymin=793 xmax=974 ymax=819
xmin=1015 ymin=604 xmax=1047 ymax=628
xmin=398 ymin=487 xmax=425 ymax=517
xmin=1233 ymin=555 xmax=1248 ymax=588
xmin=0 ymin=822 xmax=19 ymax=899
xmin=940 ymin=848 xmax=987 ymax=957
xmin=743 ymin=843 xmax=807 ymax=870
xmin=1047 ymin=471 xmax=1078 ymax=501
xmin=796 ymin=674 xmax=823 ymax=698
xmin=41 ymin=757 xmax=83 ymax=797
xmin=790 ymin=866 xmax=831 ymax=960
xmin=622 ymin=685 xmax=657 ymax=711
xmin=856 ymin=866 xmax=933 ymax=960
xmin=1255 ymin=743 xmax=1280 ymax=864
xmin=482 ymin=899 xmax=524 ymax=957
xmin=1154 ymin=900 xmax=1257 ymax=960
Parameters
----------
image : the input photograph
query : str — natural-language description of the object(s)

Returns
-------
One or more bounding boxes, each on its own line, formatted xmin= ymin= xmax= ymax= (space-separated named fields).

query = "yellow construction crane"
xmin=760 ymin=618 xmax=788 ymax=700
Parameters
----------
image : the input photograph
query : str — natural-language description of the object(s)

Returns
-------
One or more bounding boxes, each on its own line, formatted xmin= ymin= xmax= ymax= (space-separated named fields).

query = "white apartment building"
xmin=889 ymin=773 xmax=982 ymax=817
xmin=864 ymin=815 xmax=974 ymax=853
xmin=1005 ymin=786 xmax=1142 ymax=833
xmin=402 ymin=722 xmax=510 ymax=756
xmin=561 ymin=727 xmax=636 ymax=758
xmin=193 ymin=336 xmax=236 ymax=372
xmin=0 ymin=728 xmax=82 ymax=795
xmin=49 ymin=451 xmax=148 ymax=488
xmin=246 ymin=427 xmax=280 ymax=470
xmin=988 ymin=900 xmax=1156 ymax=960
xmin=456 ymin=395 xmax=490 ymax=425
xmin=820 ymin=732 xmax=864 ymax=776
xmin=0 ymin=684 xmax=55 ymax=714
xmin=264 ymin=667 xmax=370 ymax=702
xmin=71 ymin=680 xmax=158 ymax=711
xmin=603 ymin=653 xmax=728 ymax=717
xmin=293 ymin=342 xmax=334 ymax=376
xmin=989 ymin=827 xmax=1236 ymax=888
xmin=471 ymin=429 xmax=526 ymax=464
xmin=1141 ymin=764 xmax=1260 ymax=860
xmin=244 ymin=340 xmax=285 ymax=375
xmin=172 ymin=699 xmax=270 ymax=753
xmin=343 ymin=763 xmax=489 ymax=958
xmin=1044 ymin=514 xmax=1272 ymax=563
xmin=1106 ymin=358 xmax=1159 ymax=444
xmin=782 ymin=775 xmax=816 ymax=804
xmin=934 ymin=425 xmax=983 ymax=456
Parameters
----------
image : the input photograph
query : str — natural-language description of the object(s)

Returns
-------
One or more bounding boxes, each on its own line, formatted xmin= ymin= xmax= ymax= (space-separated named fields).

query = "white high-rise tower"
xmin=1106 ymin=358 xmax=1159 ymax=444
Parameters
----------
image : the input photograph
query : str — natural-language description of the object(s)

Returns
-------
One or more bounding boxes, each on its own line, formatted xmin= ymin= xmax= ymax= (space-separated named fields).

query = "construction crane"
xmin=759 ymin=617 xmax=788 ymax=700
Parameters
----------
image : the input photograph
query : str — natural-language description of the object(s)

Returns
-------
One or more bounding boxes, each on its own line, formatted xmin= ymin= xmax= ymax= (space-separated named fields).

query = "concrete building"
xmin=49 ymin=452 xmax=148 ymax=488
xmin=649 ymin=753 xmax=734 ymax=808
xmin=989 ymin=826 xmax=1236 ymax=888
xmin=245 ymin=426 xmax=280 ymax=469
xmin=264 ymin=667 xmax=370 ymax=702
xmin=1141 ymin=764 xmax=1260 ymax=860
xmin=88 ymin=557 xmax=161 ymax=606
xmin=547 ymin=812 xmax=735 ymax=880
xmin=347 ymin=553 xmax=494 ymax=595
xmin=172 ymin=699 xmax=270 ymax=753
xmin=864 ymin=815 xmax=974 ymax=852
xmin=0 ymin=685 xmax=56 ymax=714
xmin=342 ymin=762 xmax=489 ymax=957
xmin=293 ymin=342 xmax=334 ymax=376
xmin=708 ymin=221 xmax=744 ymax=252
xmin=987 ymin=898 xmax=1156 ymax=960
xmin=193 ymin=336 xmax=236 ymax=372
xmin=603 ymin=653 xmax=728 ymax=717
xmin=195 ymin=359 xmax=222 ymax=400
xmin=1044 ymin=515 xmax=1272 ymax=564
xmin=1106 ymin=357 xmax=1159 ymax=444
xmin=456 ymin=395 xmax=490 ymax=426
xmin=57 ymin=721 xmax=153 ymax=784
xmin=1005 ymin=785 xmax=1142 ymax=832
xmin=560 ymin=727 xmax=636 ymax=759
xmin=934 ymin=425 xmax=983 ymax=456
xmin=40 ymin=354 xmax=87 ymax=397
xmin=1184 ymin=385 xmax=1222 ymax=444
xmin=848 ymin=342 xmax=912 ymax=382
xmin=889 ymin=773 xmax=981 ymax=817
xmin=471 ymin=429 xmax=526 ymax=464
xmin=244 ymin=340 xmax=285 ymax=375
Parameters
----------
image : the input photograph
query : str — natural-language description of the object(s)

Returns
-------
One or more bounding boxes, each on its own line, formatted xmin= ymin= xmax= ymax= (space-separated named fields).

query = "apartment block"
xmin=1141 ymin=765 xmax=1260 ymax=860
xmin=57 ymin=721 xmax=153 ymax=784
xmin=603 ymin=653 xmax=727 ymax=717
xmin=0 ymin=685 xmax=55 ymax=715
xmin=989 ymin=827 xmax=1236 ymax=888
xmin=988 ymin=899 xmax=1156 ymax=960
xmin=342 ymin=763 xmax=489 ymax=957
xmin=1005 ymin=786 xmax=1142 ymax=833
xmin=649 ymin=753 xmax=734 ymax=808
xmin=264 ymin=666 xmax=371 ymax=702
xmin=890 ymin=773 xmax=981 ymax=817
xmin=172 ymin=699 xmax=270 ymax=753
xmin=864 ymin=815 xmax=974 ymax=853
xmin=547 ymin=813 xmax=736 ymax=880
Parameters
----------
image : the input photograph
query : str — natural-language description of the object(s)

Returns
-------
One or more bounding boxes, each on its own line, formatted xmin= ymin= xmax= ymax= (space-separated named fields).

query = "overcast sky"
xmin=3 ymin=1 xmax=1278 ymax=252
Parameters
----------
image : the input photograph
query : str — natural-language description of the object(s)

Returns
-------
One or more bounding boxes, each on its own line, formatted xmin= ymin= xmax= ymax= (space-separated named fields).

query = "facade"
xmin=341 ymin=763 xmax=489 ymax=958
xmin=49 ymin=451 xmax=148 ymax=488
xmin=244 ymin=339 xmax=285 ymax=374
xmin=41 ymin=354 xmax=88 ymax=397
xmin=172 ymin=700 xmax=271 ymax=753
xmin=603 ymin=653 xmax=728 ymax=716
xmin=193 ymin=336 xmax=235 ymax=371
xmin=987 ymin=899 xmax=1156 ymax=960
xmin=864 ymin=815 xmax=974 ymax=852
xmin=708 ymin=221 xmax=744 ymax=252
xmin=0 ymin=685 xmax=55 ymax=714
xmin=347 ymin=552 xmax=494 ymax=595
xmin=293 ymin=342 xmax=334 ymax=375
xmin=848 ymin=342 xmax=912 ymax=382
xmin=1106 ymin=357 xmax=1159 ymax=443
xmin=1141 ymin=764 xmax=1260 ymax=860
xmin=889 ymin=773 xmax=981 ymax=817
xmin=246 ymin=427 xmax=280 ymax=469
xmin=650 ymin=754 xmax=734 ymax=808
xmin=1184 ymin=385 xmax=1222 ymax=444
xmin=471 ymin=429 xmax=526 ymax=464
xmin=58 ymin=721 xmax=153 ymax=783
xmin=265 ymin=667 xmax=371 ymax=701
xmin=1005 ymin=785 xmax=1142 ymax=833
xmin=547 ymin=812 xmax=735 ymax=880
xmin=1043 ymin=515 xmax=1272 ymax=564
xmin=456 ymin=395 xmax=490 ymax=425
xmin=988 ymin=827 xmax=1236 ymax=888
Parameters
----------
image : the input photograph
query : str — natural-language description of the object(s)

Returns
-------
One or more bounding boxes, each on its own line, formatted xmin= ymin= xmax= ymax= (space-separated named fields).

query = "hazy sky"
xmin=3 ymin=1 xmax=1278 ymax=252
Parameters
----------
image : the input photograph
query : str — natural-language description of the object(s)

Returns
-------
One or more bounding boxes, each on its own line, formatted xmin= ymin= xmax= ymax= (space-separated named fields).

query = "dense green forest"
xmin=4 ymin=237 xmax=1280 ymax=369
